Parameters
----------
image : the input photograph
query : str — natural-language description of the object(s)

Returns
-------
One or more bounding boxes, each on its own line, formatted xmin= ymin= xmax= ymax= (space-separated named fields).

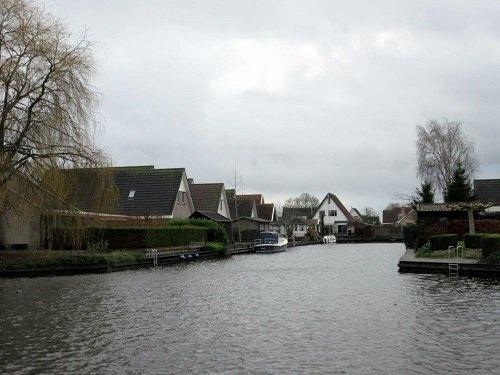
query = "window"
xmin=319 ymin=210 xmax=325 ymax=217
xmin=329 ymin=210 xmax=337 ymax=217
xmin=181 ymin=191 xmax=186 ymax=204
xmin=128 ymin=190 xmax=135 ymax=199
xmin=220 ymin=198 xmax=223 ymax=210
xmin=176 ymin=191 xmax=181 ymax=204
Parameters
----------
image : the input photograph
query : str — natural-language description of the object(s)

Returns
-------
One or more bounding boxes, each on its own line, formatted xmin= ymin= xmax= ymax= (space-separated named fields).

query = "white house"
xmin=313 ymin=193 xmax=356 ymax=235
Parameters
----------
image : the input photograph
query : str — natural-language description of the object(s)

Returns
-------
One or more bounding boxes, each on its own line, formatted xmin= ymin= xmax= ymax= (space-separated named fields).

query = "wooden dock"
xmin=398 ymin=249 xmax=499 ymax=278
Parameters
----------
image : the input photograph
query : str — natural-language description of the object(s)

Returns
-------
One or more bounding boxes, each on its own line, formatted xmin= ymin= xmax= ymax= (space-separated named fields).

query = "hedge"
xmin=481 ymin=235 xmax=500 ymax=263
xmin=402 ymin=225 xmax=419 ymax=249
xmin=429 ymin=234 xmax=458 ymax=251
xmin=170 ymin=219 xmax=228 ymax=245
xmin=464 ymin=234 xmax=483 ymax=249
xmin=101 ymin=227 xmax=208 ymax=249
xmin=202 ymin=242 xmax=229 ymax=256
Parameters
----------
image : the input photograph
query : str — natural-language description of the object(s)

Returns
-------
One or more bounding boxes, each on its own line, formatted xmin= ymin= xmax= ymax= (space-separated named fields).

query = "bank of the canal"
xmin=1 ymin=243 xmax=498 ymax=374
xmin=398 ymin=249 xmax=500 ymax=278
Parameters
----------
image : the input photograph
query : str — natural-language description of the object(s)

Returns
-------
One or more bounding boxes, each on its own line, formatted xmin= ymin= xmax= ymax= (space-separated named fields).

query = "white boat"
xmin=254 ymin=232 xmax=288 ymax=253
xmin=322 ymin=235 xmax=336 ymax=244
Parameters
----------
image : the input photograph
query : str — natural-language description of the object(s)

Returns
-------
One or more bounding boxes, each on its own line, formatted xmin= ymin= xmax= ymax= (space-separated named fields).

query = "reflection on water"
xmin=1 ymin=244 xmax=499 ymax=374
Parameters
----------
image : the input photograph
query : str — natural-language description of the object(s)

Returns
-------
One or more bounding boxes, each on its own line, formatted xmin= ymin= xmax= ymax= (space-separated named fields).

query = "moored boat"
xmin=254 ymin=232 xmax=288 ymax=253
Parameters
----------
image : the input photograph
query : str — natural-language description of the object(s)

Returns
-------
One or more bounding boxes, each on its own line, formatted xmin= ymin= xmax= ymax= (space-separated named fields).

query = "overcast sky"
xmin=45 ymin=0 xmax=500 ymax=213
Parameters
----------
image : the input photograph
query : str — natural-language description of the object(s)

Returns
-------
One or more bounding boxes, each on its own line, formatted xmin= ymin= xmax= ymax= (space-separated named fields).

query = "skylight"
xmin=128 ymin=190 xmax=136 ymax=198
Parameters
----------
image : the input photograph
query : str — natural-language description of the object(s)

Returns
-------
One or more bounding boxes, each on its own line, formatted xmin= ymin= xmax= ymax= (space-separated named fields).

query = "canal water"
xmin=1 ymin=243 xmax=499 ymax=374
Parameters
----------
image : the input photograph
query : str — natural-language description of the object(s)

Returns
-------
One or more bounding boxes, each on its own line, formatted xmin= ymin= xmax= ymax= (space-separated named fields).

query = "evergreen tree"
xmin=444 ymin=163 xmax=474 ymax=202
xmin=413 ymin=181 xmax=434 ymax=206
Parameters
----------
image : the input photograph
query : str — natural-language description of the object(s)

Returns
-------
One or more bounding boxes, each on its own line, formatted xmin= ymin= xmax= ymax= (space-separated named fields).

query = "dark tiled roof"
xmin=226 ymin=189 xmax=256 ymax=219
xmin=112 ymin=167 xmax=185 ymax=216
xmin=282 ymin=207 xmax=318 ymax=221
xmin=189 ymin=210 xmax=231 ymax=222
xmin=256 ymin=203 xmax=275 ymax=221
xmin=234 ymin=216 xmax=270 ymax=223
xmin=189 ymin=183 xmax=224 ymax=212
xmin=474 ymin=179 xmax=500 ymax=204
xmin=63 ymin=166 xmax=185 ymax=216
xmin=238 ymin=194 xmax=264 ymax=204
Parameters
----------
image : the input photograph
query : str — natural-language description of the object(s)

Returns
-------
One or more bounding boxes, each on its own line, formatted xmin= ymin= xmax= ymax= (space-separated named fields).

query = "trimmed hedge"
xmin=464 ymin=234 xmax=483 ymax=249
xmin=429 ymin=234 xmax=458 ymax=251
xmin=481 ymin=234 xmax=500 ymax=263
xmin=101 ymin=227 xmax=208 ymax=249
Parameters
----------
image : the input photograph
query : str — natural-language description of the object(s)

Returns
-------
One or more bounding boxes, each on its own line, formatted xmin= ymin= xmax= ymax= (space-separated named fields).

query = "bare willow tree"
xmin=0 ymin=0 xmax=115 ymax=249
xmin=416 ymin=119 xmax=477 ymax=197
xmin=0 ymin=0 xmax=108 ymax=188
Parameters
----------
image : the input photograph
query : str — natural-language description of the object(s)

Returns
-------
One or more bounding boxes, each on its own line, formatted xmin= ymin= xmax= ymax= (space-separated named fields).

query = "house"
xmin=0 ymin=174 xmax=43 ymax=250
xmin=231 ymin=217 xmax=271 ymax=242
xmin=474 ymin=179 xmax=500 ymax=213
xmin=282 ymin=206 xmax=318 ymax=238
xmin=350 ymin=208 xmax=363 ymax=222
xmin=256 ymin=203 xmax=275 ymax=221
xmin=350 ymin=207 xmax=381 ymax=225
xmin=313 ymin=193 xmax=355 ymax=235
xmin=66 ymin=165 xmax=195 ymax=219
xmin=225 ymin=189 xmax=258 ymax=219
xmin=415 ymin=203 xmax=472 ymax=224
xmin=238 ymin=194 xmax=265 ymax=204
xmin=188 ymin=182 xmax=231 ymax=220
xmin=382 ymin=206 xmax=412 ymax=224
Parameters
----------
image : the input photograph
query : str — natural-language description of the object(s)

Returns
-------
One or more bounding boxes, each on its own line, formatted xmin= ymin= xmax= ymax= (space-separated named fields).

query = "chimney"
xmin=187 ymin=178 xmax=194 ymax=184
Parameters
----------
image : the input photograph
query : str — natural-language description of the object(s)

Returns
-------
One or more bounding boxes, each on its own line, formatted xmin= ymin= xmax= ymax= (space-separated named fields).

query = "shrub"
xmin=464 ymin=234 xmax=483 ymax=249
xmin=170 ymin=219 xmax=228 ymax=245
xmin=402 ymin=224 xmax=419 ymax=249
xmin=429 ymin=234 xmax=458 ymax=251
xmin=415 ymin=241 xmax=432 ymax=257
xmin=481 ymin=234 xmax=500 ymax=263
xmin=202 ymin=242 xmax=229 ymax=256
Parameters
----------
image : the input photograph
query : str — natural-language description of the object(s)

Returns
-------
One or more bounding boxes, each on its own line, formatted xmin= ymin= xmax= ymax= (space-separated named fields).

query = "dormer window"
xmin=128 ymin=190 xmax=136 ymax=199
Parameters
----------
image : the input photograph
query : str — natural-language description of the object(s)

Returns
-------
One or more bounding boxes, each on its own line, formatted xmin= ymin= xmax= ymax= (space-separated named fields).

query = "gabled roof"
xmin=238 ymin=194 xmax=264 ymax=204
xmin=282 ymin=206 xmax=318 ymax=221
xmin=189 ymin=210 xmax=231 ymax=222
xmin=351 ymin=207 xmax=363 ymax=218
xmin=112 ymin=167 xmax=186 ymax=216
xmin=474 ymin=179 xmax=500 ymax=205
xmin=189 ymin=183 xmax=224 ymax=213
xmin=63 ymin=166 xmax=186 ymax=217
xmin=225 ymin=190 xmax=256 ymax=219
xmin=314 ymin=193 xmax=354 ymax=222
xmin=256 ymin=203 xmax=275 ymax=221
xmin=234 ymin=216 xmax=270 ymax=223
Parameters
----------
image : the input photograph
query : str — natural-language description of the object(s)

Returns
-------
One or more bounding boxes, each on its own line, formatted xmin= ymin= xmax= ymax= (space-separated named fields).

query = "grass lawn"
xmin=416 ymin=248 xmax=482 ymax=259
xmin=0 ymin=250 xmax=146 ymax=271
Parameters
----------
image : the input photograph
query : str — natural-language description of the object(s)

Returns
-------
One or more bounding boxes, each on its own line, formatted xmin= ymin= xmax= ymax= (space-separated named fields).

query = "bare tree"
xmin=284 ymin=193 xmax=319 ymax=208
xmin=0 ymin=0 xmax=108 ymax=189
xmin=416 ymin=119 xmax=477 ymax=197
xmin=363 ymin=207 xmax=378 ymax=217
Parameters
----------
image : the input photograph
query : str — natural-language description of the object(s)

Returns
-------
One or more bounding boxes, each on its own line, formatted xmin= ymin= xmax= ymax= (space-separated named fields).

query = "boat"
xmin=254 ymin=232 xmax=288 ymax=253
xmin=322 ymin=235 xmax=336 ymax=244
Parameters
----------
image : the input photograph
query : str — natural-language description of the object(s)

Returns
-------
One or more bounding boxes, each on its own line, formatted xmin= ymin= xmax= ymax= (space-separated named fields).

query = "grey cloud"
xmin=46 ymin=0 xmax=500 ymax=212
